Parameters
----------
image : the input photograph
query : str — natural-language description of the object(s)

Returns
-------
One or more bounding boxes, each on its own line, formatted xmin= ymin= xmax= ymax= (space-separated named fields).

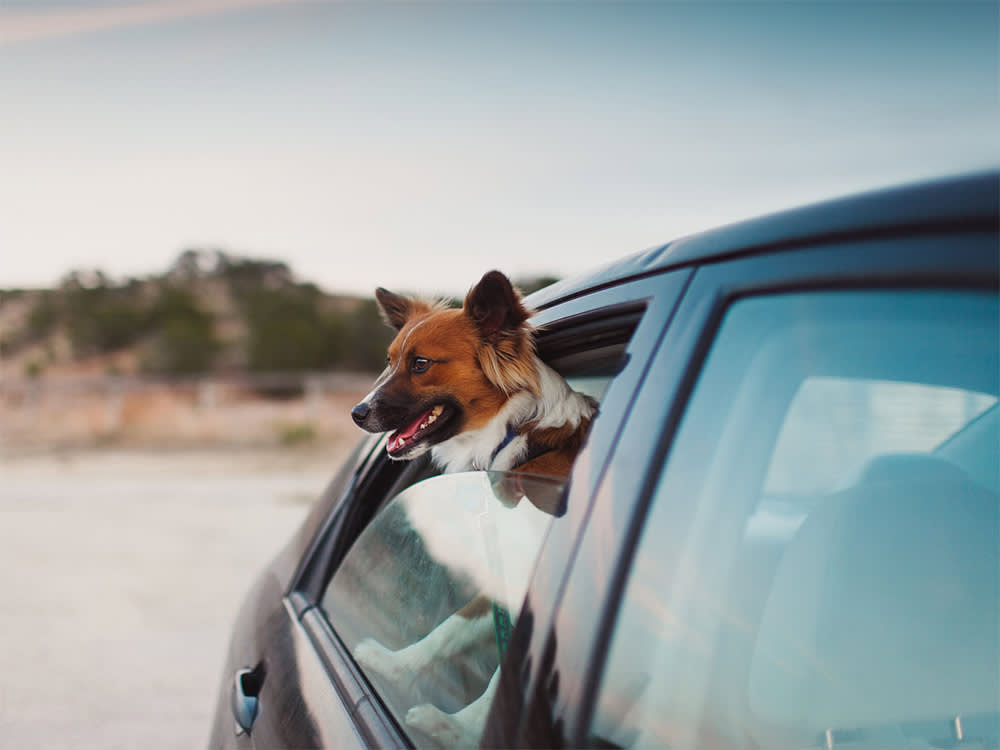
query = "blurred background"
xmin=0 ymin=1 xmax=996 ymax=748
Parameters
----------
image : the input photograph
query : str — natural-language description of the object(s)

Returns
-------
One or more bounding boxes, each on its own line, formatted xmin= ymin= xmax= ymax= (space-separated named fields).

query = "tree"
xmin=142 ymin=287 xmax=219 ymax=374
xmin=243 ymin=287 xmax=335 ymax=372
xmin=341 ymin=299 xmax=394 ymax=372
xmin=61 ymin=277 xmax=147 ymax=357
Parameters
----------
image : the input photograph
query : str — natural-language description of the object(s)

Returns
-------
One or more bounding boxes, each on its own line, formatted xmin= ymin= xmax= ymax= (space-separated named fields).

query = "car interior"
xmin=748 ymin=435 xmax=998 ymax=749
xmin=592 ymin=289 xmax=999 ymax=750
xmin=710 ymin=296 xmax=996 ymax=749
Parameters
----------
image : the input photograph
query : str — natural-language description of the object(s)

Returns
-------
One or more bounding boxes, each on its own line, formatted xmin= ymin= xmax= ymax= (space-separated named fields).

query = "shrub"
xmin=142 ymin=287 xmax=220 ymax=374
xmin=276 ymin=421 xmax=318 ymax=446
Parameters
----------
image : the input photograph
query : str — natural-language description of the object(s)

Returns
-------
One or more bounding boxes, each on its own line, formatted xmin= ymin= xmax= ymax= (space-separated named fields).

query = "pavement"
xmin=0 ymin=449 xmax=345 ymax=750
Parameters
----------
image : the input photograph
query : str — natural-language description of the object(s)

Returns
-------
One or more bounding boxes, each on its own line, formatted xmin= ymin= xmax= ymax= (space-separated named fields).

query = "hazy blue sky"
xmin=2 ymin=1 xmax=997 ymax=297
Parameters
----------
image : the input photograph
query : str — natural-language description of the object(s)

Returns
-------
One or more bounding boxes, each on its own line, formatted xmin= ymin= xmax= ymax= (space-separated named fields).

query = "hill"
xmin=0 ymin=249 xmax=393 ymax=380
xmin=0 ymin=255 xmax=559 ymax=454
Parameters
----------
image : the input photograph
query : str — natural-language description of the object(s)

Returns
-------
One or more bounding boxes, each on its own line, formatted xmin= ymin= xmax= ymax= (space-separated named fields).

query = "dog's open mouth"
xmin=387 ymin=404 xmax=450 ymax=456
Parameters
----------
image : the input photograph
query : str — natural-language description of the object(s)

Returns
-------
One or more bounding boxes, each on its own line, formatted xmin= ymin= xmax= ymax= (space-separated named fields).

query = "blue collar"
xmin=490 ymin=424 xmax=520 ymax=464
xmin=490 ymin=424 xmax=554 ymax=468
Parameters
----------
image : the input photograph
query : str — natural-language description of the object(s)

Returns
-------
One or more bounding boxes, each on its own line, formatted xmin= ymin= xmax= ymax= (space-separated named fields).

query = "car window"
xmin=305 ymin=289 xmax=650 ymax=744
xmin=322 ymin=471 xmax=565 ymax=746
xmin=589 ymin=289 xmax=999 ymax=749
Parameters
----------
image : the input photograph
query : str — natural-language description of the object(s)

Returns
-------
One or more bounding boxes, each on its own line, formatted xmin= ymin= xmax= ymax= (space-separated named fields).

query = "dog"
xmin=350 ymin=270 xmax=597 ymax=746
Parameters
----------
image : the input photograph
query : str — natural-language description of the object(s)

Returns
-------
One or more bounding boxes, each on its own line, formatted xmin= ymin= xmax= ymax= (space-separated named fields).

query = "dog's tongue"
xmin=388 ymin=407 xmax=435 ymax=452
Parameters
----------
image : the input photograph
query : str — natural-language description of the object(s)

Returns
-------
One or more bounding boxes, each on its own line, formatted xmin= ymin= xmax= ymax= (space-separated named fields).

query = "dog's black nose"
xmin=351 ymin=402 xmax=370 ymax=427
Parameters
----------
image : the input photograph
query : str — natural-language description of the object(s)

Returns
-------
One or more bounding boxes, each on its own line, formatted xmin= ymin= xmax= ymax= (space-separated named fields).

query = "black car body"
xmin=210 ymin=172 xmax=999 ymax=749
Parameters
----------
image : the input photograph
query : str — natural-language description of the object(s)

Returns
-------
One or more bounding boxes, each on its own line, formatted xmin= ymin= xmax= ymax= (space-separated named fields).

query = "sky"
xmin=1 ymin=0 xmax=997 ymax=298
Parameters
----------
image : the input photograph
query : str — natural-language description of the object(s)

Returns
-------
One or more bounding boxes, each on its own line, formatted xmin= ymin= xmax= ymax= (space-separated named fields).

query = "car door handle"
xmin=232 ymin=663 xmax=266 ymax=736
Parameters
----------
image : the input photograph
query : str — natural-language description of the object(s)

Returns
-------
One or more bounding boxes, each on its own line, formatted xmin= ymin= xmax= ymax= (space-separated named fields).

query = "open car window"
xmin=322 ymin=471 xmax=565 ymax=746
xmin=308 ymin=300 xmax=648 ymax=746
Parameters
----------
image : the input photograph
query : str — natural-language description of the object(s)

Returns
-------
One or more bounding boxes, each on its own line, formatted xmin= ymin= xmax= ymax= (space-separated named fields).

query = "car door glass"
xmin=589 ymin=290 xmax=998 ymax=749
xmin=322 ymin=470 xmax=565 ymax=747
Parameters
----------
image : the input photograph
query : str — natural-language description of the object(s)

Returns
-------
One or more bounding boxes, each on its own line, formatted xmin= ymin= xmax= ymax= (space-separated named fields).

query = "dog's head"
xmin=351 ymin=270 xmax=539 ymax=460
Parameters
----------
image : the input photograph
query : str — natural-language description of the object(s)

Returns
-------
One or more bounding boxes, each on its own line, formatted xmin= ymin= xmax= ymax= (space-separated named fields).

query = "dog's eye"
xmin=411 ymin=357 xmax=431 ymax=374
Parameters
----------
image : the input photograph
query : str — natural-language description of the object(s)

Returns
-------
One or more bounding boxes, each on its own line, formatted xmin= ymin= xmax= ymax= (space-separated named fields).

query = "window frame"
xmin=534 ymin=229 xmax=998 ymax=748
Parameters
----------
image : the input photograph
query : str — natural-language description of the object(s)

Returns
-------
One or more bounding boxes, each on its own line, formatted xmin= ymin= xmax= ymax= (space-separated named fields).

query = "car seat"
xmin=747 ymin=455 xmax=999 ymax=748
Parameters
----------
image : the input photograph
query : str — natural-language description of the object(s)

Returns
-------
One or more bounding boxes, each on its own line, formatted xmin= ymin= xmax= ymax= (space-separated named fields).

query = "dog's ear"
xmin=464 ymin=271 xmax=538 ymax=395
xmin=375 ymin=287 xmax=416 ymax=331
xmin=464 ymin=271 xmax=531 ymax=342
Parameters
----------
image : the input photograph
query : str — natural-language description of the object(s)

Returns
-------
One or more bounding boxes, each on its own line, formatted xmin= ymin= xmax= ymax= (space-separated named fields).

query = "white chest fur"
xmin=431 ymin=357 xmax=595 ymax=473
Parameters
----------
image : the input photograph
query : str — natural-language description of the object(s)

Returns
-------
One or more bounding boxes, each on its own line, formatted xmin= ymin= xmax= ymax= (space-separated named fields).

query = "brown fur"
xmin=385 ymin=307 xmax=514 ymax=431
xmin=463 ymin=271 xmax=539 ymax=397
xmin=358 ymin=273 xmax=546 ymax=441
xmin=457 ymin=595 xmax=494 ymax=620
xmin=496 ymin=416 xmax=595 ymax=515
xmin=355 ymin=270 xmax=593 ymax=471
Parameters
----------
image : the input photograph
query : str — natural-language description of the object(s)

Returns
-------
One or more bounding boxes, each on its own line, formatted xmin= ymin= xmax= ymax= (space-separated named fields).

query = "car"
xmin=209 ymin=171 xmax=999 ymax=750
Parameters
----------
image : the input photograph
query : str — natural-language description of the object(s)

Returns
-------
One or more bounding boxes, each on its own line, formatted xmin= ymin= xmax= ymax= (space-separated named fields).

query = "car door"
xmin=226 ymin=270 xmax=693 ymax=748
xmin=514 ymin=228 xmax=998 ymax=747
xmin=208 ymin=433 xmax=388 ymax=750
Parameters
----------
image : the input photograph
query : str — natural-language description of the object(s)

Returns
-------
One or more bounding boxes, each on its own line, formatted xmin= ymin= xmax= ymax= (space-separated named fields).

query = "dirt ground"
xmin=0 ymin=377 xmax=371 ymax=456
xmin=0 ymin=446 xmax=355 ymax=750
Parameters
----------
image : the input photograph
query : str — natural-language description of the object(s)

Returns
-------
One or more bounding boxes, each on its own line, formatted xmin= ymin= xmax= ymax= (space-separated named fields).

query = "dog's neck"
xmin=431 ymin=357 xmax=595 ymax=474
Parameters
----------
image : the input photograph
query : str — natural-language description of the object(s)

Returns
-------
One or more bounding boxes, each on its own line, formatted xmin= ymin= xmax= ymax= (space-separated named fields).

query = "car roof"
xmin=528 ymin=170 xmax=999 ymax=310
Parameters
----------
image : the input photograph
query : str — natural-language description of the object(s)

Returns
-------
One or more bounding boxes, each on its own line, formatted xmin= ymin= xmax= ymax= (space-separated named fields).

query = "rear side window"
xmin=316 ymin=304 xmax=645 ymax=747
xmin=323 ymin=471 xmax=565 ymax=743
xmin=589 ymin=289 xmax=998 ymax=749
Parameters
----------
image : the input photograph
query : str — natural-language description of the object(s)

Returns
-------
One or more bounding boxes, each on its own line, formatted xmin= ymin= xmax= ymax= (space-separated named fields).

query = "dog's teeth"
xmin=427 ymin=414 xmax=436 ymax=424
xmin=431 ymin=405 xmax=443 ymax=417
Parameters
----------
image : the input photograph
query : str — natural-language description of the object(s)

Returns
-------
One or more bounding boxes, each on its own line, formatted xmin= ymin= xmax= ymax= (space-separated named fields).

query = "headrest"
xmin=748 ymin=469 xmax=998 ymax=743
xmin=852 ymin=452 xmax=972 ymax=486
